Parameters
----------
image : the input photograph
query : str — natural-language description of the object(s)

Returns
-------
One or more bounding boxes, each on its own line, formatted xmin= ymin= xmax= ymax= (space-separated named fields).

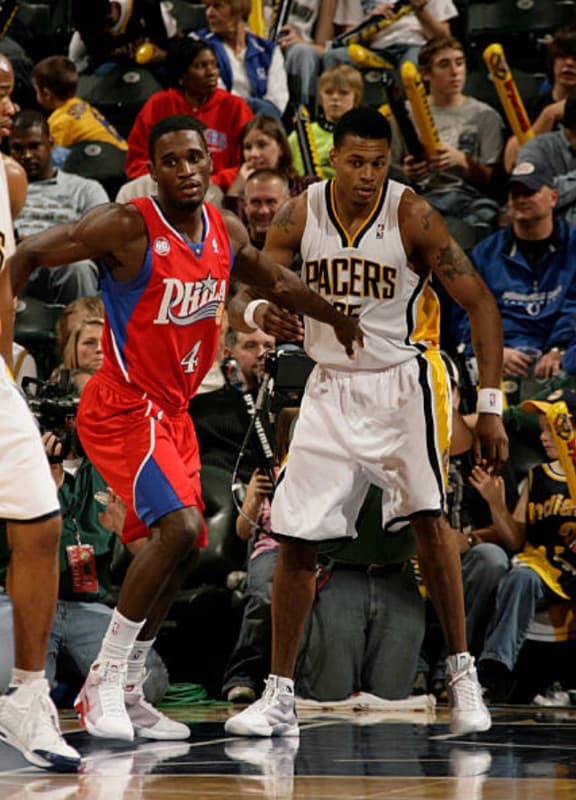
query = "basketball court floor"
xmin=0 ymin=701 xmax=575 ymax=799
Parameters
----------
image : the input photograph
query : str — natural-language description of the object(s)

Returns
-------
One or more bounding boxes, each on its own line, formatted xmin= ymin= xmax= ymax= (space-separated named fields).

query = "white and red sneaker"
xmin=75 ymin=661 xmax=133 ymax=741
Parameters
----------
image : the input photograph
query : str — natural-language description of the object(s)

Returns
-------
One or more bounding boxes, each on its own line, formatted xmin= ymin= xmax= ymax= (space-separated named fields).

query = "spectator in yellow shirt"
xmin=32 ymin=55 xmax=127 ymax=151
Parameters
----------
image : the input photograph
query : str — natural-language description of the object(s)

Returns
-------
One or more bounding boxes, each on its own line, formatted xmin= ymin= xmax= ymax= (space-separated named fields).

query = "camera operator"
xmin=190 ymin=326 xmax=276 ymax=482
xmin=0 ymin=367 xmax=169 ymax=705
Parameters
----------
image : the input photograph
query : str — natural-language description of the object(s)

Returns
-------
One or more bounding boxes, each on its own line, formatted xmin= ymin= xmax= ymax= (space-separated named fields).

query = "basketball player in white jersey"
xmin=0 ymin=53 xmax=80 ymax=771
xmin=226 ymin=107 xmax=508 ymax=737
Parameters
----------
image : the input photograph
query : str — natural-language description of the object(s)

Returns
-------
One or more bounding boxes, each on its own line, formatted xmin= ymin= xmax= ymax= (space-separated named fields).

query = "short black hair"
xmin=333 ymin=107 xmax=391 ymax=149
xmin=166 ymin=37 xmax=216 ymax=88
xmin=148 ymin=115 xmax=208 ymax=161
xmin=11 ymin=109 xmax=50 ymax=136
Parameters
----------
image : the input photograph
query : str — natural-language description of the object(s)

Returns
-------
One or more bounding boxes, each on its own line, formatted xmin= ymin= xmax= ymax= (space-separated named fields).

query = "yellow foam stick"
xmin=294 ymin=105 xmax=323 ymax=180
xmin=483 ymin=44 xmax=534 ymax=145
xmin=546 ymin=401 xmax=576 ymax=501
xmin=335 ymin=3 xmax=414 ymax=47
xmin=135 ymin=42 xmax=157 ymax=65
xmin=378 ymin=103 xmax=393 ymax=122
xmin=400 ymin=61 xmax=440 ymax=158
xmin=348 ymin=43 xmax=395 ymax=72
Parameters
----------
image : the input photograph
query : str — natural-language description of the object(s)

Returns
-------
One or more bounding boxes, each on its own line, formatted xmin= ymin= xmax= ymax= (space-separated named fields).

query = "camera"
xmin=22 ymin=370 xmax=80 ymax=462
xmin=265 ymin=345 xmax=315 ymax=412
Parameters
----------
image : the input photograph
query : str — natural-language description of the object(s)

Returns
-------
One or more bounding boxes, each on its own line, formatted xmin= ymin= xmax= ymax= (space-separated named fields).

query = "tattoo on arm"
xmin=270 ymin=200 xmax=296 ymax=233
xmin=420 ymin=207 xmax=433 ymax=231
xmin=436 ymin=243 xmax=476 ymax=280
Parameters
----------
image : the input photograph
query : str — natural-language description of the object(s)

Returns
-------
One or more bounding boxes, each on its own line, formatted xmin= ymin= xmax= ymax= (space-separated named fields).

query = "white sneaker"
xmin=124 ymin=688 xmax=190 ymax=740
xmin=224 ymin=676 xmax=299 ymax=737
xmin=449 ymin=747 xmax=492 ymax=777
xmin=446 ymin=653 xmax=492 ymax=735
xmin=225 ymin=737 xmax=299 ymax=800
xmin=0 ymin=679 xmax=80 ymax=772
xmin=75 ymin=661 xmax=133 ymax=741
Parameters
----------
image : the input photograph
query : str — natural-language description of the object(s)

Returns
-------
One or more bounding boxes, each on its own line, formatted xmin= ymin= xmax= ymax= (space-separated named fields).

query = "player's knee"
xmin=159 ymin=508 xmax=201 ymax=558
xmin=10 ymin=514 xmax=62 ymax=558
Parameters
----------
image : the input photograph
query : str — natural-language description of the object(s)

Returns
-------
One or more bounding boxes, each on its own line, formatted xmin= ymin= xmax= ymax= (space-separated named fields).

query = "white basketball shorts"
xmin=271 ymin=351 xmax=451 ymax=541
xmin=0 ymin=358 xmax=60 ymax=521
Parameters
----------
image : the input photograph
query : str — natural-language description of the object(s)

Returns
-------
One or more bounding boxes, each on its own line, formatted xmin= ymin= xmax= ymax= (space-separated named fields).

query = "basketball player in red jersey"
xmin=8 ymin=114 xmax=362 ymax=742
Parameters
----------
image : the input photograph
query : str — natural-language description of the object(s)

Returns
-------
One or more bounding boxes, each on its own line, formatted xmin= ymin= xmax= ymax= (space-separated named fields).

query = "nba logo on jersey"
xmin=376 ymin=223 xmax=385 ymax=239
xmin=212 ymin=237 xmax=219 ymax=253
xmin=154 ymin=237 xmax=171 ymax=256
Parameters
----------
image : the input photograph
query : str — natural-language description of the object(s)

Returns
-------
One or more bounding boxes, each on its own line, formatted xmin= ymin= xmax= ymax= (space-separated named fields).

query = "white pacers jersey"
xmin=0 ymin=156 xmax=60 ymax=522
xmin=301 ymin=178 xmax=440 ymax=370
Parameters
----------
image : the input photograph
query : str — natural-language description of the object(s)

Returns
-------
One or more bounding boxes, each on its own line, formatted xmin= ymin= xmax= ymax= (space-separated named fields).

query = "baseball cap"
xmin=521 ymin=388 xmax=576 ymax=417
xmin=509 ymin=161 xmax=553 ymax=193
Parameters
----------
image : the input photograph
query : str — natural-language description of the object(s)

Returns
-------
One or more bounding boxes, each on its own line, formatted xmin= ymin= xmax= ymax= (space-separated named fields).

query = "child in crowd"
xmin=472 ymin=388 xmax=576 ymax=702
xmin=32 ymin=55 xmax=128 ymax=151
xmin=288 ymin=64 xmax=363 ymax=179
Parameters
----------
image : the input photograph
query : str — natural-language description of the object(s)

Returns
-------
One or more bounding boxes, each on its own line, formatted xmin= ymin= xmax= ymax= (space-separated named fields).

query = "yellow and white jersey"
xmin=301 ymin=178 xmax=440 ymax=370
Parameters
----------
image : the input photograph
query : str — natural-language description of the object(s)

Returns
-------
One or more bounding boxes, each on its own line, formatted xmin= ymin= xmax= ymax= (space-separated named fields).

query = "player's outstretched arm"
xmin=401 ymin=192 xmax=508 ymax=469
xmin=9 ymin=203 xmax=147 ymax=295
xmin=224 ymin=201 xmax=363 ymax=358
xmin=228 ymin=282 xmax=304 ymax=342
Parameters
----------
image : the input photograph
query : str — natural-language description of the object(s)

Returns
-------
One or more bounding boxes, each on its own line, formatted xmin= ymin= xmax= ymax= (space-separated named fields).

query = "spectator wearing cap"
xmin=515 ymin=94 xmax=576 ymax=228
xmin=450 ymin=159 xmax=576 ymax=384
xmin=470 ymin=388 xmax=576 ymax=702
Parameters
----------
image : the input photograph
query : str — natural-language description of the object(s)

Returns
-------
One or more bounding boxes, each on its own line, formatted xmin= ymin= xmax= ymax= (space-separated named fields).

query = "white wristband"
xmin=477 ymin=388 xmax=503 ymax=415
xmin=243 ymin=299 xmax=269 ymax=331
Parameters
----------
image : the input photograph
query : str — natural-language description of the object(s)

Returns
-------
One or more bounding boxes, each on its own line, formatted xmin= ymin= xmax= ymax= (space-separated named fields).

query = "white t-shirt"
xmin=335 ymin=0 xmax=458 ymax=48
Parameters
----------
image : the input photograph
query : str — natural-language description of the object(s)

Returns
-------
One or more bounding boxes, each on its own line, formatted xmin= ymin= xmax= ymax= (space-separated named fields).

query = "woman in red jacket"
xmin=126 ymin=38 xmax=253 ymax=189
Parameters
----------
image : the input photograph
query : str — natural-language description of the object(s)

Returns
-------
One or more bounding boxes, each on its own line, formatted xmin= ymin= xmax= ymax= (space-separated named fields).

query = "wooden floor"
xmin=1 ymin=703 xmax=576 ymax=799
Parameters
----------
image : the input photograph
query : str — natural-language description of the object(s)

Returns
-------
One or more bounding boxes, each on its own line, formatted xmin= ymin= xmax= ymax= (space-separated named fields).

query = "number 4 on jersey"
xmin=180 ymin=341 xmax=201 ymax=373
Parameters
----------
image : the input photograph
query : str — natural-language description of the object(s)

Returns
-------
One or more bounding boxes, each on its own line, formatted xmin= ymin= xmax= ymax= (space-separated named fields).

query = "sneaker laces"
xmin=449 ymin=665 xmax=484 ymax=710
xmin=27 ymin=692 xmax=65 ymax=746
xmin=95 ymin=664 xmax=128 ymax=718
xmin=249 ymin=678 xmax=294 ymax=713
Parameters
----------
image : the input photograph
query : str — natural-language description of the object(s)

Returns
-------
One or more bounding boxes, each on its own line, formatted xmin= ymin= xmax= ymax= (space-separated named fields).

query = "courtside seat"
xmin=14 ymin=297 xmax=64 ymax=380
xmin=15 ymin=0 xmax=72 ymax=59
xmin=64 ymin=141 xmax=127 ymax=201
xmin=78 ymin=66 xmax=163 ymax=139
xmin=465 ymin=0 xmax=575 ymax=72
xmin=164 ymin=0 xmax=207 ymax=34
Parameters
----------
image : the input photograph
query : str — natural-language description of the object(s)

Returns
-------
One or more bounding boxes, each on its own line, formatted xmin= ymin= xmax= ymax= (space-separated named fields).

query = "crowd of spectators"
xmin=5 ymin=0 xmax=576 ymax=711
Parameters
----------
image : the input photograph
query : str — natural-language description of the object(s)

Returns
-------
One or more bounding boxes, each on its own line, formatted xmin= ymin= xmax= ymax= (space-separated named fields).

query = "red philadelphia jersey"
xmin=98 ymin=196 xmax=232 ymax=411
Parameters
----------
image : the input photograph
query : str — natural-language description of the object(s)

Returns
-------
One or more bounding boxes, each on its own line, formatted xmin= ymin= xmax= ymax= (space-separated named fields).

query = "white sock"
xmin=10 ymin=668 xmax=45 ymax=687
xmin=271 ymin=674 xmax=294 ymax=694
xmin=96 ymin=609 xmax=146 ymax=667
xmin=446 ymin=652 xmax=473 ymax=673
xmin=126 ymin=638 xmax=154 ymax=689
